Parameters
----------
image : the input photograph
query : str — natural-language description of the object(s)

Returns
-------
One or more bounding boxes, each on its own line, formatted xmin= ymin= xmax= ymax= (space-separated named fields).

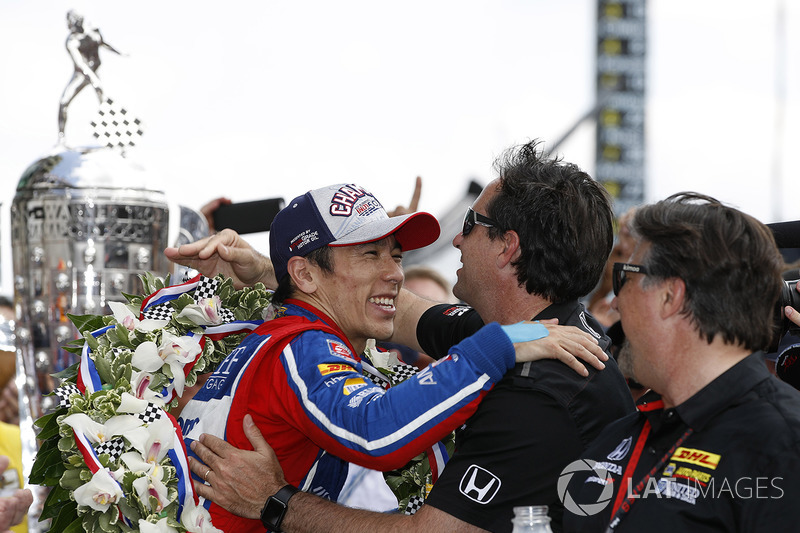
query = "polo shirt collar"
xmin=674 ymin=352 xmax=772 ymax=431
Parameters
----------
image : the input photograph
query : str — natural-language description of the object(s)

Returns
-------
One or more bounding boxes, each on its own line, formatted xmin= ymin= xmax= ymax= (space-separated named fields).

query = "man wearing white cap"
xmin=175 ymin=183 xmax=605 ymax=532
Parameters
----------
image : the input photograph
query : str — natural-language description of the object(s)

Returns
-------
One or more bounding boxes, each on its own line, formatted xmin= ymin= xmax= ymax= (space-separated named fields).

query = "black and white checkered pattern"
xmin=192 ymin=276 xmax=235 ymax=322
xmin=55 ymin=383 xmax=81 ymax=409
xmin=403 ymin=495 xmax=425 ymax=515
xmin=387 ymin=363 xmax=418 ymax=386
xmin=90 ymin=98 xmax=144 ymax=149
xmin=95 ymin=437 xmax=125 ymax=462
xmin=193 ymin=277 xmax=219 ymax=300
xmin=142 ymin=302 xmax=173 ymax=321
xmin=136 ymin=403 xmax=164 ymax=424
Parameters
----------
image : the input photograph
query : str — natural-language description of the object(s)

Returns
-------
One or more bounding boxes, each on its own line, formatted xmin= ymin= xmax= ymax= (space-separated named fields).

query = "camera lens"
xmin=782 ymin=280 xmax=800 ymax=310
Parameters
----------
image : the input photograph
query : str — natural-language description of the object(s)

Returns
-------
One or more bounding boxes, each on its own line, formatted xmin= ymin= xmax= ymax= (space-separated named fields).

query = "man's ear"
xmin=288 ymin=256 xmax=317 ymax=294
xmin=660 ymin=277 xmax=686 ymax=319
xmin=496 ymin=230 xmax=521 ymax=269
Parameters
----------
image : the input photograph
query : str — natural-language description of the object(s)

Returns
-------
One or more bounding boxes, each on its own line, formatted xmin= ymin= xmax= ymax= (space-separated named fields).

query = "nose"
xmin=384 ymin=257 xmax=404 ymax=285
xmin=452 ymin=231 xmax=463 ymax=249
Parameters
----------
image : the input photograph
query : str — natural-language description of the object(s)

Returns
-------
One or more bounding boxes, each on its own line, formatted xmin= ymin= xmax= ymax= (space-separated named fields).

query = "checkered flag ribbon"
xmin=136 ymin=402 xmax=164 ymax=424
xmin=403 ymin=495 xmax=425 ymax=515
xmin=91 ymin=97 xmax=144 ymax=149
xmin=94 ymin=437 xmax=125 ymax=462
xmin=142 ymin=302 xmax=173 ymax=321
xmin=387 ymin=363 xmax=418 ymax=386
xmin=194 ymin=277 xmax=235 ymax=322
xmin=55 ymin=382 xmax=82 ymax=409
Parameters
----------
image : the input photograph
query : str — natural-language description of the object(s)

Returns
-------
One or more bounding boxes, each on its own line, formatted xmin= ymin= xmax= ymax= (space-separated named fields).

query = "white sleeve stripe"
xmin=282 ymin=343 xmax=490 ymax=451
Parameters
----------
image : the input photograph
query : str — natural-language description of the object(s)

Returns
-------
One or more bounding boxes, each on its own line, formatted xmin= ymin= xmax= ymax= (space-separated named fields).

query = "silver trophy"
xmin=10 ymin=12 xmax=207 ymax=531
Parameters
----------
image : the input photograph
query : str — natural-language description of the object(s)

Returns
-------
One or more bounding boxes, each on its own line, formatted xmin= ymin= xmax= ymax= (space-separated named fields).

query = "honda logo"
xmin=459 ymin=465 xmax=501 ymax=504
xmin=607 ymin=436 xmax=633 ymax=461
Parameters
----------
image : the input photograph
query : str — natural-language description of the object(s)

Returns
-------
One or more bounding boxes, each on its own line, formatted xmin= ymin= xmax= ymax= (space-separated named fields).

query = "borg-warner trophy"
xmin=9 ymin=12 xmax=207 ymax=531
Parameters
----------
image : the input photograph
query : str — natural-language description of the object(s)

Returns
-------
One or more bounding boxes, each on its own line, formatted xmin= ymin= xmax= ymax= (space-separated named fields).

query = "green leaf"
xmin=59 ymin=468 xmax=85 ymax=490
xmin=40 ymin=483 xmax=72 ymax=519
xmin=68 ymin=313 xmax=107 ymax=334
xmin=93 ymin=354 xmax=114 ymax=384
xmin=48 ymin=502 xmax=79 ymax=532
xmin=30 ymin=440 xmax=61 ymax=485
xmin=53 ymin=362 xmax=81 ymax=379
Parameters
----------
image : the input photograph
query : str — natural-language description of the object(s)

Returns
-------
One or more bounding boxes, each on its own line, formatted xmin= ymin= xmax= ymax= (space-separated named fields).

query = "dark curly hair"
xmin=486 ymin=140 xmax=614 ymax=302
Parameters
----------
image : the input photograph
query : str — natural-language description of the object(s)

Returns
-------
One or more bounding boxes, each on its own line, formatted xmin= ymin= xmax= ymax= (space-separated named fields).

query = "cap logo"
xmin=289 ymin=229 xmax=320 ymax=251
xmin=330 ymin=184 xmax=370 ymax=216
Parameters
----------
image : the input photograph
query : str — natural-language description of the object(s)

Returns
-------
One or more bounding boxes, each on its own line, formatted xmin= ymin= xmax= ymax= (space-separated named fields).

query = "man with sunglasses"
xmin=563 ymin=193 xmax=800 ymax=532
xmin=168 ymin=140 xmax=635 ymax=532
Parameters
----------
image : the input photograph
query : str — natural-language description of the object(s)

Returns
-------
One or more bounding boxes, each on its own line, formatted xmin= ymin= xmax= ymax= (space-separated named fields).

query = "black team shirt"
xmin=562 ymin=352 xmax=800 ymax=532
xmin=415 ymin=301 xmax=635 ymax=532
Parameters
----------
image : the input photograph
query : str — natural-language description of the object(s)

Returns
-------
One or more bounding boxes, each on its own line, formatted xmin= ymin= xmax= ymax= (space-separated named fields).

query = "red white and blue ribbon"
xmin=77 ymin=325 xmax=114 ymax=395
xmin=165 ymin=412 xmax=199 ymax=521
xmin=140 ymin=275 xmax=205 ymax=316
xmin=427 ymin=440 xmax=450 ymax=483
xmin=72 ymin=428 xmax=132 ymax=527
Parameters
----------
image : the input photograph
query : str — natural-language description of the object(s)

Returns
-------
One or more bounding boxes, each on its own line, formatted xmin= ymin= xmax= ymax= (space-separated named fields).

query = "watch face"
xmin=262 ymin=496 xmax=288 ymax=530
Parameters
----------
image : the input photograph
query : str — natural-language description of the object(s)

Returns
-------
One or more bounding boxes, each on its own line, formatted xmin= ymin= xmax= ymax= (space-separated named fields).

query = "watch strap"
xmin=260 ymin=484 xmax=300 ymax=532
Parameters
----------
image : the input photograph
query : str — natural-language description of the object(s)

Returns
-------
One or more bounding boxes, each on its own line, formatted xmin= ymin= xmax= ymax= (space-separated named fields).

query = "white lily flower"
xmin=183 ymin=503 xmax=223 ymax=533
xmin=133 ymin=473 xmax=170 ymax=513
xmin=132 ymin=332 xmax=201 ymax=396
xmin=62 ymin=413 xmax=143 ymax=444
xmin=73 ymin=468 xmax=123 ymax=512
xmin=176 ymin=296 xmax=223 ymax=326
xmin=109 ymin=301 xmax=169 ymax=332
xmin=138 ymin=517 xmax=178 ymax=533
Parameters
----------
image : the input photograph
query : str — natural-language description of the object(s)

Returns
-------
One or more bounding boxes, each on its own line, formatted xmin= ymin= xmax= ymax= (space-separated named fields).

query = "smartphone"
xmin=212 ymin=198 xmax=285 ymax=234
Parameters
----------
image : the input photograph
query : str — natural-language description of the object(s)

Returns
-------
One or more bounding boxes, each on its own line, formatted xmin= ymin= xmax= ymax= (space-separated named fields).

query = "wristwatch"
xmin=260 ymin=484 xmax=300 ymax=532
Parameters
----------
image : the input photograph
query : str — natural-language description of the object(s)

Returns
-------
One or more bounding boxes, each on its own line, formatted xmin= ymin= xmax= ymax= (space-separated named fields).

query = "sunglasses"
xmin=462 ymin=207 xmax=498 ymax=236
xmin=612 ymin=262 xmax=649 ymax=296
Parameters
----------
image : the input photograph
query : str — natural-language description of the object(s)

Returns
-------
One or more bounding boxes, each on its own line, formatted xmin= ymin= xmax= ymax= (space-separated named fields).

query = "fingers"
xmin=539 ymin=318 xmax=559 ymax=325
xmin=243 ymin=414 xmax=271 ymax=455
xmin=12 ymin=489 xmax=32 ymax=526
xmin=787 ymin=306 xmax=800 ymax=328
xmin=0 ymin=455 xmax=9 ymax=473
xmin=190 ymin=433 xmax=228 ymax=471
xmin=408 ymin=176 xmax=422 ymax=213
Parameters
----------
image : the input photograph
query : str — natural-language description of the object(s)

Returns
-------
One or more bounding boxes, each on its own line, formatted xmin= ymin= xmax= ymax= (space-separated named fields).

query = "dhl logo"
xmin=671 ymin=447 xmax=721 ymax=469
xmin=317 ymin=363 xmax=355 ymax=376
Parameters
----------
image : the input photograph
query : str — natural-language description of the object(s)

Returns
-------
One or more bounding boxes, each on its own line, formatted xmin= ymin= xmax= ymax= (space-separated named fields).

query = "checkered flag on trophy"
xmin=91 ymin=97 xmax=144 ymax=149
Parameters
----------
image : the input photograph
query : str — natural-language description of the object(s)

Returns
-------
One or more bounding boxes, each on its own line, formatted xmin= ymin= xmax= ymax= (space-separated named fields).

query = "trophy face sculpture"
xmin=10 ymin=12 xmax=207 ymax=530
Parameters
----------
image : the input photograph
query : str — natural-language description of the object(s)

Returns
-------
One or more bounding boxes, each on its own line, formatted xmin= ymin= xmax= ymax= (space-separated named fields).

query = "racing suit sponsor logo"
xmin=459 ymin=465 xmax=502 ymax=504
xmin=607 ymin=436 xmax=633 ymax=461
xmin=317 ymin=363 xmax=355 ymax=376
xmin=323 ymin=374 xmax=349 ymax=388
xmin=416 ymin=366 xmax=437 ymax=385
xmin=671 ymin=447 xmax=721 ymax=469
xmin=671 ymin=466 xmax=712 ymax=485
xmin=442 ymin=305 xmax=471 ymax=317
xmin=326 ymin=339 xmax=354 ymax=361
xmin=342 ymin=377 xmax=367 ymax=395
xmin=347 ymin=388 xmax=375 ymax=408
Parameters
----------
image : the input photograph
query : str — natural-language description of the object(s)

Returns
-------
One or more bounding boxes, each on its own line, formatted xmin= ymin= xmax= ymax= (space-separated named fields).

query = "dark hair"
xmin=486 ymin=140 xmax=614 ymax=302
xmin=633 ymin=192 xmax=783 ymax=351
xmin=272 ymin=246 xmax=334 ymax=304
